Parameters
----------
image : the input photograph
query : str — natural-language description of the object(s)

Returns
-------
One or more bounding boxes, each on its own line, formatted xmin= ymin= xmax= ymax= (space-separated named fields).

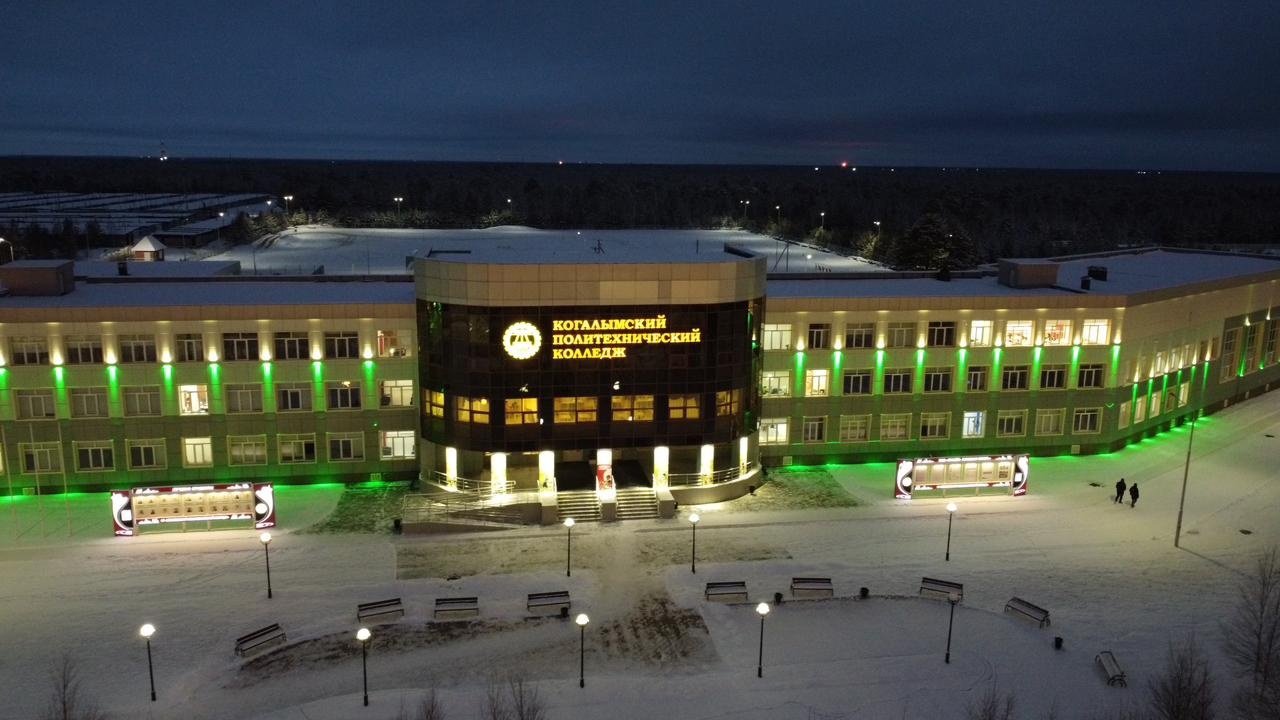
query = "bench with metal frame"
xmin=234 ymin=623 xmax=286 ymax=657
xmin=919 ymin=577 xmax=964 ymax=601
xmin=526 ymin=591 xmax=570 ymax=615
xmin=1096 ymin=650 xmax=1127 ymax=687
xmin=357 ymin=597 xmax=405 ymax=622
xmin=790 ymin=577 xmax=835 ymax=598
xmin=434 ymin=596 xmax=479 ymax=619
xmin=1004 ymin=596 xmax=1050 ymax=628
xmin=705 ymin=581 xmax=749 ymax=602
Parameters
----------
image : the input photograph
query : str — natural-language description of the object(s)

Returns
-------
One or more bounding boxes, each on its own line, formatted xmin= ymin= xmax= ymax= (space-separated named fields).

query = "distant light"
xmin=259 ymin=531 xmax=272 ymax=544
xmin=840 ymin=161 xmax=848 ymax=168
xmin=576 ymin=613 xmax=590 ymax=627
xmin=356 ymin=627 xmax=371 ymax=642
xmin=558 ymin=160 xmax=564 ymax=165
xmin=564 ymin=517 xmax=575 ymax=528
xmin=689 ymin=513 xmax=700 ymax=524
xmin=756 ymin=602 xmax=770 ymax=616
xmin=140 ymin=624 xmax=156 ymax=639
xmin=947 ymin=502 xmax=958 ymax=513
xmin=805 ymin=254 xmax=813 ymax=260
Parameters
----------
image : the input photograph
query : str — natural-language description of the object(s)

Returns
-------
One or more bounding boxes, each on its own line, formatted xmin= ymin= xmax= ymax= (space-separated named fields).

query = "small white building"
xmin=130 ymin=235 xmax=167 ymax=262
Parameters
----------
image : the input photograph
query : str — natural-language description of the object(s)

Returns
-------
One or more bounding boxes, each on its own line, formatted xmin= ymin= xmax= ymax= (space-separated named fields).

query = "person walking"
xmin=1129 ymin=482 xmax=1140 ymax=508
xmin=1114 ymin=477 xmax=1127 ymax=504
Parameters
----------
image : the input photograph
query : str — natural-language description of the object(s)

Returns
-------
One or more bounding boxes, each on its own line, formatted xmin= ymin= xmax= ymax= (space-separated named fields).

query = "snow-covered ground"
xmin=3 ymin=391 xmax=1279 ymax=719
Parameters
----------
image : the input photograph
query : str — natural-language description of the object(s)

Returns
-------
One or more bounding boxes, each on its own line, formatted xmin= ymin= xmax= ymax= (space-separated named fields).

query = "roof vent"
xmin=1080 ymin=275 xmax=1092 ymax=291
xmin=997 ymin=259 xmax=1060 ymax=289
xmin=1087 ymin=265 xmax=1108 ymax=281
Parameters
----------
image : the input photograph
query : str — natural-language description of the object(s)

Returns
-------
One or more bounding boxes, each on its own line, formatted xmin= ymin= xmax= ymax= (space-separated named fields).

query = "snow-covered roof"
xmin=131 ymin=236 xmax=167 ymax=252
xmin=0 ymin=278 xmax=413 ymax=309
xmin=74 ymin=260 xmax=241 ymax=278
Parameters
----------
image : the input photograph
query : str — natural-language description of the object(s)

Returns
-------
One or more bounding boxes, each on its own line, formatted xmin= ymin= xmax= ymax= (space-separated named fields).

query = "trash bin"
xmin=773 ymin=592 xmax=783 ymax=605
xmin=392 ymin=518 xmax=402 ymax=535
xmin=859 ymin=587 xmax=870 ymax=599
xmin=560 ymin=606 xmax=570 ymax=620
xmin=1054 ymin=636 xmax=1064 ymax=650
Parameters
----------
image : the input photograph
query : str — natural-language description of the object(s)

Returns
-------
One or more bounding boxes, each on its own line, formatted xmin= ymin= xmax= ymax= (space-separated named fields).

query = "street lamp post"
xmin=259 ymin=532 xmax=273 ymax=599
xmin=774 ymin=205 xmax=781 ymax=225
xmin=944 ymin=592 xmax=959 ymax=663
xmin=283 ymin=195 xmax=293 ymax=227
xmin=755 ymin=602 xmax=770 ymax=678
xmin=139 ymin=623 xmax=156 ymax=702
xmin=216 ymin=211 xmax=225 ymax=244
xmin=689 ymin=513 xmax=700 ymax=573
xmin=945 ymin=502 xmax=957 ymax=561
xmin=819 ymin=211 xmax=826 ymax=231
xmin=0 ymin=237 xmax=13 ymax=263
xmin=1174 ymin=413 xmax=1198 ymax=548
xmin=564 ymin=517 xmax=575 ymax=577
xmin=393 ymin=196 xmax=403 ymax=221
xmin=575 ymin=613 xmax=589 ymax=688
xmin=356 ymin=627 xmax=371 ymax=706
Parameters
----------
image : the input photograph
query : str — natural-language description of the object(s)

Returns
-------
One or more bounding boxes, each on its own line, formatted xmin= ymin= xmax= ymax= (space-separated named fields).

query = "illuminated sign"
xmin=894 ymin=454 xmax=1028 ymax=499
xmin=112 ymin=482 xmax=277 ymax=537
xmin=549 ymin=315 xmax=701 ymax=360
xmin=502 ymin=321 xmax=542 ymax=359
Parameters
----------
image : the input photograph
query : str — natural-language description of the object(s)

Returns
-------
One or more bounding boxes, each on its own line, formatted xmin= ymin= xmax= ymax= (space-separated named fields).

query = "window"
xmin=64 ymin=336 xmax=103 ymax=364
xmin=880 ymin=413 xmax=911 ymax=441
xmin=9 ymin=337 xmax=49 ymax=365
xmin=228 ymin=436 xmax=268 ymax=466
xmin=927 ymin=322 xmax=956 ymax=347
xmin=884 ymin=368 xmax=913 ymax=394
xmin=1042 ymin=320 xmax=1072 ymax=346
xmin=1179 ymin=382 xmax=1190 ymax=407
xmin=124 ymin=386 xmax=161 ymax=416
xmin=507 ymin=397 xmax=540 ymax=424
xmin=962 ymin=411 xmax=985 ymax=438
xmin=1077 ymin=364 xmax=1105 ymax=388
xmin=117 ymin=334 xmax=157 ymax=363
xmin=669 ymin=395 xmax=699 ymax=420
xmin=380 ymin=379 xmax=414 ymax=407
xmin=326 ymin=381 xmax=362 ymax=410
xmin=1004 ymin=321 xmax=1033 ymax=347
xmin=1221 ymin=328 xmax=1240 ymax=380
xmin=715 ymin=389 xmax=742 ymax=416
xmin=887 ymin=322 xmax=915 ymax=348
xmin=845 ymin=323 xmax=875 ymax=349
xmin=920 ymin=412 xmax=950 ymax=439
xmin=1040 ymin=365 xmax=1067 ymax=389
xmin=179 ymin=384 xmax=209 ymax=415
xmin=381 ymin=430 xmax=416 ymax=459
xmin=377 ymin=330 xmax=410 ymax=358
xmin=967 ymin=366 xmax=988 ymax=391
xmin=182 ymin=437 xmax=214 ymax=467
xmin=1118 ymin=401 xmax=1132 ymax=429
xmin=222 ymin=332 xmax=259 ymax=361
xmin=70 ymin=387 xmax=108 ymax=418
xmin=127 ymin=440 xmax=166 ymax=470
xmin=762 ymin=371 xmax=790 ymax=397
xmin=274 ymin=331 xmax=310 ymax=360
xmin=426 ymin=390 xmax=445 ymax=418
xmin=1081 ymin=319 xmax=1111 ymax=345
xmin=762 ymin=324 xmax=791 ymax=351
xmin=75 ymin=442 xmax=114 ymax=472
xmin=996 ymin=410 xmax=1026 ymax=436
xmin=1134 ymin=395 xmax=1147 ymax=424
xmin=225 ymin=384 xmax=263 ymax=413
xmin=328 ymin=432 xmax=365 ymax=461
xmin=1036 ymin=409 xmax=1065 ymax=436
xmin=802 ymin=416 xmax=826 ymax=443
xmin=456 ymin=396 xmax=490 ymax=423
xmin=843 ymin=369 xmax=872 ymax=395
xmin=554 ymin=396 xmax=598 ymax=423
xmin=1265 ymin=323 xmax=1279 ymax=365
xmin=839 ymin=415 xmax=871 ymax=442
xmin=325 ymin=331 xmax=360 ymax=359
xmin=277 ymin=383 xmax=312 ymax=411
xmin=923 ymin=367 xmax=952 ymax=393
xmin=760 ymin=418 xmax=789 ymax=445
xmin=1002 ymin=365 xmax=1030 ymax=390
xmin=176 ymin=333 xmax=204 ymax=362
xmin=807 ymin=323 xmax=831 ymax=349
xmin=21 ymin=442 xmax=61 ymax=473
xmin=1073 ymin=408 xmax=1102 ymax=434
xmin=969 ymin=320 xmax=993 ymax=347
xmin=804 ymin=369 xmax=829 ymax=397
xmin=610 ymin=395 xmax=654 ymax=422
xmin=16 ymin=389 xmax=56 ymax=419
xmin=278 ymin=434 xmax=317 ymax=464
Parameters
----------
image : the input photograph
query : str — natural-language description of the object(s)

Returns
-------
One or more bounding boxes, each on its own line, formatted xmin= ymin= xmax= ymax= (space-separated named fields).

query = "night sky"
xmin=3 ymin=1 xmax=1279 ymax=171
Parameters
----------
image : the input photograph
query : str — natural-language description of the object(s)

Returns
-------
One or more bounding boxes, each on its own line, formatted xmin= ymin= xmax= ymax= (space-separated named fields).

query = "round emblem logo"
xmin=502 ymin=321 xmax=542 ymax=360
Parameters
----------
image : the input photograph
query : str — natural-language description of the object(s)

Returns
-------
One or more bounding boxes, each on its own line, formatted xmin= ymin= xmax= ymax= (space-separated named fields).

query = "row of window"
xmin=4 ymin=330 xmax=411 ymax=366
xmin=1220 ymin=324 xmax=1280 ymax=382
xmin=8 ymin=380 xmax=414 ymax=420
xmin=432 ymin=390 xmax=743 ymax=425
xmin=761 ymin=407 xmax=1103 ymax=445
xmin=763 ymin=364 xmax=1107 ymax=398
xmin=763 ymin=318 xmax=1113 ymax=351
xmin=10 ymin=431 xmax=417 ymax=475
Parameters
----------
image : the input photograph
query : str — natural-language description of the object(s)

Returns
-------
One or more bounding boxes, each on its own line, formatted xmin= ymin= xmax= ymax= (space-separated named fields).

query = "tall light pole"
xmin=1174 ymin=412 xmax=1198 ymax=548
xmin=283 ymin=195 xmax=293 ymax=228
xmin=575 ymin=613 xmax=589 ymax=688
xmin=945 ymin=502 xmax=957 ymax=561
xmin=0 ymin=237 xmax=13 ymax=263
xmin=216 ymin=211 xmax=225 ymax=244
xmin=944 ymin=592 xmax=959 ymax=663
xmin=774 ymin=205 xmax=781 ymax=225
xmin=139 ymin=623 xmax=157 ymax=702
xmin=755 ymin=602 xmax=770 ymax=678
xmin=819 ymin=211 xmax=826 ymax=231
xmin=689 ymin=513 xmax=700 ymax=573
xmin=564 ymin=517 xmax=575 ymax=577
xmin=259 ymin=532 xmax=273 ymax=598
xmin=393 ymin=196 xmax=403 ymax=221
xmin=356 ymin=627 xmax=371 ymax=706
xmin=873 ymin=220 xmax=881 ymax=244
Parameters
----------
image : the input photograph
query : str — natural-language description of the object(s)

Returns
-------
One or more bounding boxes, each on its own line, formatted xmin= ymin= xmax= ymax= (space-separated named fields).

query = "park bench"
xmin=1096 ymin=651 xmax=1127 ymax=687
xmin=434 ymin=596 xmax=479 ymax=619
xmin=356 ymin=597 xmax=405 ymax=622
xmin=1004 ymin=596 xmax=1051 ymax=628
xmin=919 ymin=577 xmax=964 ymax=601
xmin=526 ymin=590 xmax=571 ymax=615
xmin=790 ymin=577 xmax=834 ymax=598
xmin=704 ymin=581 xmax=749 ymax=602
xmin=234 ymin=623 xmax=286 ymax=657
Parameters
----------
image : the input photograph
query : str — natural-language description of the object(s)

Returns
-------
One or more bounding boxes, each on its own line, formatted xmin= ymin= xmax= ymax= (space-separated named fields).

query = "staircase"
xmin=615 ymin=487 xmax=660 ymax=520
xmin=556 ymin=490 xmax=601 ymax=523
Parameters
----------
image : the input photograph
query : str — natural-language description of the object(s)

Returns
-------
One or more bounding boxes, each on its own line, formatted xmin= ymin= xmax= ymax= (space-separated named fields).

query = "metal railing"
xmin=666 ymin=462 xmax=758 ymax=487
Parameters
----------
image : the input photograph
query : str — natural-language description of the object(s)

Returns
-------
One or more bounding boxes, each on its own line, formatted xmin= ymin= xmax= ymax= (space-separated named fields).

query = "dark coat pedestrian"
xmin=1114 ymin=478 xmax=1127 ymax=503
xmin=1129 ymin=483 xmax=1139 ymax=508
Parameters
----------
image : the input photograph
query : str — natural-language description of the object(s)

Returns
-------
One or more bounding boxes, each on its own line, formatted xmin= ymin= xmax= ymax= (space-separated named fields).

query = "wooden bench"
xmin=526 ymin=591 xmax=570 ymax=615
xmin=356 ymin=597 xmax=404 ymax=622
xmin=434 ymin=596 xmax=479 ymax=619
xmin=704 ymin=581 xmax=748 ymax=602
xmin=1004 ymin=596 xmax=1051 ymax=628
xmin=790 ymin=577 xmax=834 ymax=598
xmin=919 ymin=577 xmax=964 ymax=601
xmin=234 ymin=623 xmax=286 ymax=657
xmin=1096 ymin=651 xmax=1127 ymax=687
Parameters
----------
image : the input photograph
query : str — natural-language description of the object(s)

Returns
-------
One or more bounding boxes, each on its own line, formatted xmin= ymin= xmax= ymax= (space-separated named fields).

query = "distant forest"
xmin=2 ymin=156 xmax=1278 ymax=270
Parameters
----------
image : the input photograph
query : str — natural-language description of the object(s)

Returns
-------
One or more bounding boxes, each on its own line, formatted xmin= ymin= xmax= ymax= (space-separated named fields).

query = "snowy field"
xmin=3 ymin=390 xmax=1280 ymax=719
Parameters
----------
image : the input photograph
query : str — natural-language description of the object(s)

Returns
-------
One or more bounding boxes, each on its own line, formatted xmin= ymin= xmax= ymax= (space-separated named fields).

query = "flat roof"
xmin=74 ymin=260 xmax=242 ymax=278
xmin=0 ymin=278 xmax=413 ymax=309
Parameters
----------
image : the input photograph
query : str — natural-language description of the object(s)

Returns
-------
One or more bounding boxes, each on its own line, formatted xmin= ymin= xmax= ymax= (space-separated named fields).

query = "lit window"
xmin=668 ymin=395 xmax=699 ymax=420
xmin=457 ymin=396 xmax=491 ymax=424
xmin=1035 ymin=409 xmax=1065 ymax=435
xmin=762 ymin=324 xmax=792 ymax=351
xmin=969 ymin=320 xmax=993 ymax=347
xmin=760 ymin=418 xmax=789 ymax=445
xmin=962 ymin=411 xmax=985 ymax=438
xmin=1042 ymin=320 xmax=1072 ymax=346
xmin=380 ymin=379 xmax=414 ymax=407
xmin=804 ymin=369 xmax=829 ymax=397
xmin=380 ymin=430 xmax=416 ymax=459
xmin=1134 ymin=396 xmax=1147 ymax=423
xmin=1004 ymin=321 xmax=1033 ymax=347
xmin=762 ymin=371 xmax=790 ymax=397
xmin=426 ymin=390 xmax=446 ymax=418
xmin=1081 ymin=319 xmax=1111 ymax=345
xmin=715 ymin=390 xmax=741 ymax=416
xmin=182 ymin=437 xmax=214 ymax=467
xmin=1118 ymin=401 xmax=1132 ymax=429
xmin=377 ymin=330 xmax=410 ymax=358
xmin=506 ymin=397 xmax=540 ymax=424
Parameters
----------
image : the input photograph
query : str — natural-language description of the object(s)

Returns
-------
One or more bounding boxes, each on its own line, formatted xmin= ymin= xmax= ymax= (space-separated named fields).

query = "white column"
xmin=444 ymin=446 xmax=458 ymax=491
xmin=490 ymin=452 xmax=507 ymax=495
xmin=699 ymin=444 xmax=714 ymax=485
xmin=596 ymin=448 xmax=614 ymax=492
xmin=653 ymin=446 xmax=669 ymax=488
xmin=538 ymin=450 xmax=556 ymax=493
xmin=739 ymin=436 xmax=749 ymax=477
